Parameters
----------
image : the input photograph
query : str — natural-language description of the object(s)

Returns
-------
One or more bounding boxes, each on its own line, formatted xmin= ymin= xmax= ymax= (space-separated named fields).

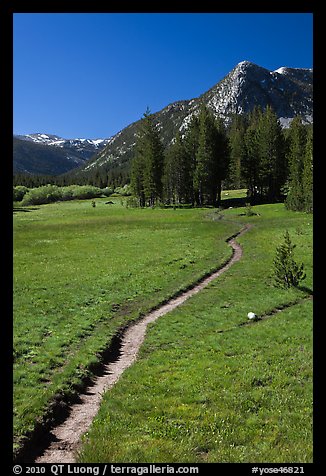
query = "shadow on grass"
xmin=13 ymin=207 xmax=40 ymax=213
xmin=220 ymin=197 xmax=248 ymax=209
xmin=296 ymin=285 xmax=313 ymax=296
xmin=220 ymin=195 xmax=286 ymax=209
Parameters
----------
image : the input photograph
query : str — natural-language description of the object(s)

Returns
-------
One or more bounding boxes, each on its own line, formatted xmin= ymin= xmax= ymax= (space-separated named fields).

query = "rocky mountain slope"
xmin=81 ymin=60 xmax=313 ymax=176
xmin=13 ymin=134 xmax=109 ymax=175
xmin=14 ymin=61 xmax=312 ymax=177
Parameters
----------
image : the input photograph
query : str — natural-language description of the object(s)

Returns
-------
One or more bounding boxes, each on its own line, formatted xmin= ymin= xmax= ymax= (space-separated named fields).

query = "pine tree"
xmin=273 ymin=230 xmax=306 ymax=288
xmin=242 ymin=106 xmax=286 ymax=203
xmin=243 ymin=123 xmax=261 ymax=201
xmin=163 ymin=132 xmax=192 ymax=205
xmin=214 ymin=117 xmax=230 ymax=206
xmin=193 ymin=105 xmax=212 ymax=206
xmin=257 ymin=105 xmax=286 ymax=201
xmin=285 ymin=116 xmax=307 ymax=211
xmin=130 ymin=147 xmax=146 ymax=207
xmin=131 ymin=108 xmax=165 ymax=207
xmin=183 ymin=115 xmax=200 ymax=206
xmin=193 ymin=105 xmax=229 ymax=207
xmin=227 ymin=114 xmax=247 ymax=189
xmin=302 ymin=125 xmax=313 ymax=212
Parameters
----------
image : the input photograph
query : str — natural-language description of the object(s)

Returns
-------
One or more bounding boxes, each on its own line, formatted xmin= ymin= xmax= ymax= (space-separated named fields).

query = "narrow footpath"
xmin=35 ymin=225 xmax=251 ymax=463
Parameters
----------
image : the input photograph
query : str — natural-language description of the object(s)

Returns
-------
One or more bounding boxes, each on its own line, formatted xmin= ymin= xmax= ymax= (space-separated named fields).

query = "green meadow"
xmin=77 ymin=202 xmax=313 ymax=463
xmin=13 ymin=194 xmax=313 ymax=462
xmin=13 ymin=196 xmax=240 ymax=456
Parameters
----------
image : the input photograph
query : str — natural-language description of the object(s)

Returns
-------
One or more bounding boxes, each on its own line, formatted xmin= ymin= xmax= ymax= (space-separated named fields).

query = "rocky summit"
xmin=82 ymin=60 xmax=312 ymax=176
xmin=14 ymin=61 xmax=312 ymax=176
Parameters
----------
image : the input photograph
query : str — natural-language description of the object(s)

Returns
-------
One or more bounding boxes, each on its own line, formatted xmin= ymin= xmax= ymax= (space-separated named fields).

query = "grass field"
xmin=13 ymin=193 xmax=313 ymax=462
xmin=77 ymin=202 xmax=313 ymax=463
xmin=13 ymin=196 xmax=241 ymax=456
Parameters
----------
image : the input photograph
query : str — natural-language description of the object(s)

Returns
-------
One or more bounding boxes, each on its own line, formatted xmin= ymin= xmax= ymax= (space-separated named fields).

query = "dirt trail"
xmin=35 ymin=225 xmax=250 ymax=463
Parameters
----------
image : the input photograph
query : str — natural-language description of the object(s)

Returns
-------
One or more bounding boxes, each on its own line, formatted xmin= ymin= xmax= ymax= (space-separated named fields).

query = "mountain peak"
xmin=236 ymin=60 xmax=259 ymax=68
xmin=14 ymin=61 xmax=313 ymax=177
xmin=234 ymin=60 xmax=266 ymax=73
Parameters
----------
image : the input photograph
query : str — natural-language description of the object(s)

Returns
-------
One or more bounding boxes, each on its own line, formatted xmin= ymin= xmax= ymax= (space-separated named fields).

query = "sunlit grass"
xmin=78 ymin=203 xmax=313 ymax=463
xmin=13 ymin=198 xmax=241 ymax=455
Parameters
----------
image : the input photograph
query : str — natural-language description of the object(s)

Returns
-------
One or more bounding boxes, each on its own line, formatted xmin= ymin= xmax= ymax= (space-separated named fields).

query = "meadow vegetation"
xmin=13 ymin=196 xmax=240 ymax=456
xmin=13 ymin=191 xmax=312 ymax=462
xmin=77 ymin=202 xmax=313 ymax=463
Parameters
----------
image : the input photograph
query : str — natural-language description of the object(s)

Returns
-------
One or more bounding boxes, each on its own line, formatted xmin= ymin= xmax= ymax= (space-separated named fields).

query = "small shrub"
xmin=273 ymin=230 xmax=306 ymax=288
xmin=245 ymin=203 xmax=256 ymax=216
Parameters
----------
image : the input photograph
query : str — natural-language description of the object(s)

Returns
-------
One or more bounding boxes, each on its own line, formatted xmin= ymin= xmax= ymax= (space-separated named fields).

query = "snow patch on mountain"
xmin=14 ymin=60 xmax=312 ymax=177
xmin=16 ymin=133 xmax=110 ymax=149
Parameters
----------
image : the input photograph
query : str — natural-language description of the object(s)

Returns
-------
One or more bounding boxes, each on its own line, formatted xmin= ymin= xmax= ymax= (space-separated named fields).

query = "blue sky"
xmin=13 ymin=13 xmax=313 ymax=139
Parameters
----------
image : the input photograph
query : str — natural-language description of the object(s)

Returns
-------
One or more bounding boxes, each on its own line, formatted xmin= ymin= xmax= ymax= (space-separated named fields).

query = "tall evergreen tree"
xmin=257 ymin=105 xmax=286 ymax=201
xmin=242 ymin=109 xmax=262 ymax=201
xmin=183 ymin=115 xmax=200 ymax=206
xmin=193 ymin=105 xmax=229 ymax=207
xmin=242 ymin=106 xmax=286 ymax=203
xmin=302 ymin=125 xmax=313 ymax=212
xmin=194 ymin=105 xmax=214 ymax=206
xmin=163 ymin=132 xmax=192 ymax=205
xmin=227 ymin=114 xmax=247 ymax=189
xmin=131 ymin=108 xmax=165 ymax=207
xmin=285 ymin=116 xmax=307 ymax=211
xmin=214 ymin=117 xmax=230 ymax=206
xmin=130 ymin=145 xmax=146 ymax=207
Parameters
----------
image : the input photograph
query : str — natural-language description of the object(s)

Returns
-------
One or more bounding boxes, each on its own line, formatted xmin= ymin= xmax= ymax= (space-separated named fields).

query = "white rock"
xmin=247 ymin=312 xmax=257 ymax=320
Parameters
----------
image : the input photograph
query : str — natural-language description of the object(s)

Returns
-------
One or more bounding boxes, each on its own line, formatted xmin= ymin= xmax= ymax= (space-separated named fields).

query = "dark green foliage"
xmin=14 ymin=108 xmax=312 ymax=212
xmin=285 ymin=116 xmax=307 ymax=211
xmin=226 ymin=114 xmax=248 ymax=189
xmin=130 ymin=106 xmax=313 ymax=210
xmin=285 ymin=118 xmax=313 ymax=213
xmin=163 ymin=132 xmax=193 ymax=205
xmin=302 ymin=126 xmax=313 ymax=212
xmin=257 ymin=106 xmax=287 ymax=201
xmin=242 ymin=106 xmax=287 ymax=203
xmin=183 ymin=115 xmax=200 ymax=206
xmin=163 ymin=105 xmax=231 ymax=207
xmin=183 ymin=105 xmax=230 ymax=207
xmin=273 ymin=230 xmax=306 ymax=288
xmin=131 ymin=109 xmax=165 ymax=207
xmin=242 ymin=123 xmax=261 ymax=200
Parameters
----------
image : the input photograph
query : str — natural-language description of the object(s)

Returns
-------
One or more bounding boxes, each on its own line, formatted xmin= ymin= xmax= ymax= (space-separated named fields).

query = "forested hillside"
xmin=129 ymin=106 xmax=312 ymax=212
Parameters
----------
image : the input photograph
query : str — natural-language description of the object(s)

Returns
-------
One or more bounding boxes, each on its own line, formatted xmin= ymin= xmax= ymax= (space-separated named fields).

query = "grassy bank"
xmin=77 ymin=203 xmax=313 ymax=463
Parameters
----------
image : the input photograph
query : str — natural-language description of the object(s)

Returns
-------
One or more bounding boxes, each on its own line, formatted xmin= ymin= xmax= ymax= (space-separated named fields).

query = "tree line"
xmin=130 ymin=105 xmax=313 ymax=212
xmin=13 ymin=167 xmax=128 ymax=190
xmin=14 ymin=105 xmax=312 ymax=213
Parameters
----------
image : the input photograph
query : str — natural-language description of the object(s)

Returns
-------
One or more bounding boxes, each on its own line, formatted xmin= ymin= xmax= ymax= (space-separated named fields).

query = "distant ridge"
xmin=13 ymin=134 xmax=110 ymax=175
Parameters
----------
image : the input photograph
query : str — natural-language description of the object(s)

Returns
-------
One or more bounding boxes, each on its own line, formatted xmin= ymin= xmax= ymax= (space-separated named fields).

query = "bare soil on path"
xmin=34 ymin=225 xmax=250 ymax=463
